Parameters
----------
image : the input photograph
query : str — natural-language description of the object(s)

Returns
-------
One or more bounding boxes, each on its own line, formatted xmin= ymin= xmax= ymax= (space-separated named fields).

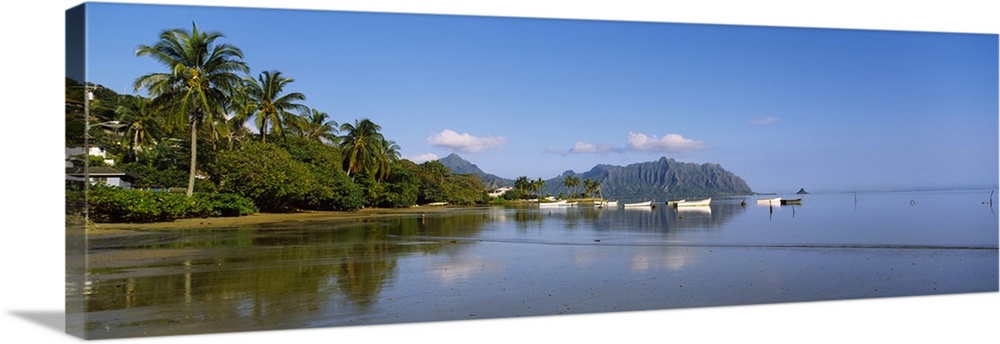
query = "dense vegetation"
xmin=67 ymin=23 xmax=489 ymax=223
xmin=87 ymin=185 xmax=258 ymax=223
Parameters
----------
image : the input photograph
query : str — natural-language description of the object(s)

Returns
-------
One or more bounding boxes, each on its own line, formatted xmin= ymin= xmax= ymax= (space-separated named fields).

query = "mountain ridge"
xmin=436 ymin=154 xmax=754 ymax=200
xmin=435 ymin=153 xmax=514 ymax=188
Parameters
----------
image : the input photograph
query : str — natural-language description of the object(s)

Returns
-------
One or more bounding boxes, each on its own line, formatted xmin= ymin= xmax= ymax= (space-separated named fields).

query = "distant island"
xmin=796 ymin=188 xmax=810 ymax=194
xmin=438 ymin=153 xmax=755 ymax=200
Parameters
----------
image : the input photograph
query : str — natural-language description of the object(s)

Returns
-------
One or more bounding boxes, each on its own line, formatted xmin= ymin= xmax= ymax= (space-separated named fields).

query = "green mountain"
xmin=436 ymin=153 xmax=514 ymax=188
xmin=437 ymin=154 xmax=754 ymax=199
xmin=543 ymin=157 xmax=754 ymax=200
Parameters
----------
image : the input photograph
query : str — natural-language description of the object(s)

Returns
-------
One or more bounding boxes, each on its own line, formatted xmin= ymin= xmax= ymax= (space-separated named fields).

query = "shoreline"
xmin=85 ymin=205 xmax=487 ymax=234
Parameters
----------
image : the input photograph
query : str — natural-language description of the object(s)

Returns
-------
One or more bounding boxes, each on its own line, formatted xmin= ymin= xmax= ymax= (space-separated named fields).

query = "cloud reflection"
xmin=629 ymin=247 xmax=699 ymax=272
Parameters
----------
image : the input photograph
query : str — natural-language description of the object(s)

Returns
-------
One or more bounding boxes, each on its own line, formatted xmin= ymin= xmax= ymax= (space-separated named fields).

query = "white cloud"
xmin=626 ymin=132 xmax=708 ymax=152
xmin=406 ymin=153 xmax=439 ymax=164
xmin=750 ymin=116 xmax=780 ymax=125
xmin=427 ymin=129 xmax=506 ymax=153
xmin=565 ymin=141 xmax=620 ymax=154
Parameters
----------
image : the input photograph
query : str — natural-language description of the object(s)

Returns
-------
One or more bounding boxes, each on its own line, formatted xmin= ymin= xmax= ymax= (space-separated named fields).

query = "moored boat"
xmin=675 ymin=198 xmax=711 ymax=207
xmin=756 ymin=197 xmax=781 ymax=205
xmin=538 ymin=200 xmax=568 ymax=207
xmin=596 ymin=200 xmax=619 ymax=208
xmin=780 ymin=198 xmax=802 ymax=205
xmin=623 ymin=200 xmax=653 ymax=207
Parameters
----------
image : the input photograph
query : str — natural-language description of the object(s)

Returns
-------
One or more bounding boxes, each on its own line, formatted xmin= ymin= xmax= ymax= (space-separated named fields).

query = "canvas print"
xmin=65 ymin=2 xmax=999 ymax=340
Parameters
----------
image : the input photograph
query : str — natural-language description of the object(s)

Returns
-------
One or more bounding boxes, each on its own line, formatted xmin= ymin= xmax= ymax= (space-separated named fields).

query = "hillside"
xmin=436 ymin=153 xmax=514 ymax=188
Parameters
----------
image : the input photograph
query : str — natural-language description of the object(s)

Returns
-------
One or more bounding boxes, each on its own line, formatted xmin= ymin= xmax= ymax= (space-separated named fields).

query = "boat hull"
xmin=675 ymin=198 xmax=711 ymax=207
xmin=538 ymin=200 xmax=568 ymax=207
xmin=756 ymin=197 xmax=781 ymax=205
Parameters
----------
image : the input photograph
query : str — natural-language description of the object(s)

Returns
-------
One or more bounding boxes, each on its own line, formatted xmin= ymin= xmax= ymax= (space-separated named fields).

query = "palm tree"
xmin=530 ymin=178 xmax=545 ymax=197
xmin=240 ymin=70 xmax=307 ymax=143
xmin=339 ymin=118 xmax=385 ymax=176
xmin=514 ymin=176 xmax=531 ymax=196
xmin=563 ymin=175 xmax=581 ymax=198
xmin=210 ymin=115 xmax=254 ymax=150
xmin=114 ymin=96 xmax=162 ymax=162
xmin=584 ymin=179 xmax=601 ymax=198
xmin=373 ymin=138 xmax=401 ymax=181
xmin=290 ymin=107 xmax=339 ymax=144
xmin=220 ymin=81 xmax=259 ymax=149
xmin=134 ymin=22 xmax=247 ymax=197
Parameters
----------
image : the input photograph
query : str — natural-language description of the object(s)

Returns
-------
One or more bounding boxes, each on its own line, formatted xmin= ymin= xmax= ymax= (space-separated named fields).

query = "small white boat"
xmin=538 ymin=200 xmax=568 ymax=207
xmin=756 ymin=197 xmax=781 ymax=205
xmin=666 ymin=199 xmax=686 ymax=206
xmin=675 ymin=198 xmax=711 ymax=207
xmin=623 ymin=200 xmax=653 ymax=207
xmin=606 ymin=200 xmax=619 ymax=207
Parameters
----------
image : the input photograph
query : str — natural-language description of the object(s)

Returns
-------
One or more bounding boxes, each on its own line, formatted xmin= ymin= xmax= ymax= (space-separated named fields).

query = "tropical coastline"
xmin=60 ymin=3 xmax=998 ymax=341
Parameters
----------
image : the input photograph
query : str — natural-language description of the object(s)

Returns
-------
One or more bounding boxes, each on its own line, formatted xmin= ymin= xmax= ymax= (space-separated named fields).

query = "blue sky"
xmin=80 ymin=2 xmax=998 ymax=193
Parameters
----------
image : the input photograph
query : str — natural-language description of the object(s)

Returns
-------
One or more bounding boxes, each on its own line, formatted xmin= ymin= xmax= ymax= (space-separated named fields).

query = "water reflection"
xmin=74 ymin=191 xmax=997 ymax=339
xmin=629 ymin=246 xmax=701 ymax=271
xmin=77 ymin=212 xmax=492 ymax=338
xmin=76 ymin=203 xmax=756 ymax=338
xmin=587 ymin=201 xmax=748 ymax=232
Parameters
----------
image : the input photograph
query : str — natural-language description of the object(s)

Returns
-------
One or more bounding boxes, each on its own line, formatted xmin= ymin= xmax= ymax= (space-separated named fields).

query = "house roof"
xmin=65 ymin=166 xmax=135 ymax=178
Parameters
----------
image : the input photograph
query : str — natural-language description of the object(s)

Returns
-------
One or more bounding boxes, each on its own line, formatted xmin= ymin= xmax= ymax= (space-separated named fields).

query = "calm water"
xmin=67 ymin=190 xmax=999 ymax=339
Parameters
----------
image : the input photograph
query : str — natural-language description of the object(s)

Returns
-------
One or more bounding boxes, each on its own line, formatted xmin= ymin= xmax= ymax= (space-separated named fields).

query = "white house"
xmin=65 ymin=146 xmax=115 ymax=167
xmin=488 ymin=186 xmax=513 ymax=198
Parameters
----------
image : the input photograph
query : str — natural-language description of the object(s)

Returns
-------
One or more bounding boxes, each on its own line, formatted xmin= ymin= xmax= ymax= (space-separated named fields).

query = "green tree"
xmin=134 ymin=22 xmax=248 ymax=197
xmin=563 ymin=175 xmax=581 ymax=198
xmin=339 ymin=118 xmax=385 ymax=177
xmin=444 ymin=174 xmax=489 ymax=205
xmin=283 ymin=137 xmax=364 ymax=211
xmin=418 ymin=160 xmax=451 ymax=204
xmin=115 ymin=95 xmax=162 ymax=163
xmin=117 ymin=162 xmax=188 ymax=189
xmin=213 ymin=141 xmax=314 ymax=212
xmin=514 ymin=176 xmax=531 ymax=195
xmin=530 ymin=178 xmax=546 ymax=197
xmin=212 ymin=115 xmax=255 ymax=150
xmin=280 ymin=136 xmax=342 ymax=169
xmin=584 ymin=178 xmax=601 ymax=198
xmin=372 ymin=162 xmax=420 ymax=208
xmin=240 ymin=70 xmax=307 ymax=143
xmin=373 ymin=139 xmax=401 ymax=181
xmin=289 ymin=107 xmax=339 ymax=145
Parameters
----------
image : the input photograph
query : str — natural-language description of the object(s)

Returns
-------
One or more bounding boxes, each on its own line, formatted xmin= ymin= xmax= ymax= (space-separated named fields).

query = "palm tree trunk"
xmin=132 ymin=132 xmax=140 ymax=163
xmin=261 ymin=118 xmax=267 ymax=143
xmin=186 ymin=119 xmax=198 ymax=197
